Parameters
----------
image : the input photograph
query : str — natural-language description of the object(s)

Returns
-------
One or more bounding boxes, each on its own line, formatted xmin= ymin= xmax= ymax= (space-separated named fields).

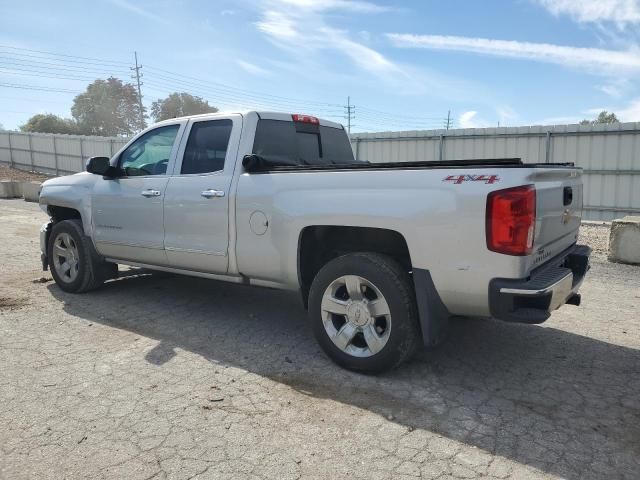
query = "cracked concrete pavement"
xmin=0 ymin=199 xmax=639 ymax=479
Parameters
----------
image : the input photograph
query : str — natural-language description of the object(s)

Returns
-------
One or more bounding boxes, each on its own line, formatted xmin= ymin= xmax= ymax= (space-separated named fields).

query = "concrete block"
xmin=20 ymin=181 xmax=42 ymax=202
xmin=0 ymin=180 xmax=19 ymax=198
xmin=608 ymin=216 xmax=640 ymax=265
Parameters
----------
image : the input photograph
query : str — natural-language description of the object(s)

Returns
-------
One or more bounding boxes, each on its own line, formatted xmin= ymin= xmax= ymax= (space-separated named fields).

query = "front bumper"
xmin=489 ymin=244 xmax=591 ymax=323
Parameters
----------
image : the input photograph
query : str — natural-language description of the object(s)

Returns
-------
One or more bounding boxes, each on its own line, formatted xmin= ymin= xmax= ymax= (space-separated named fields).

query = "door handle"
xmin=201 ymin=189 xmax=225 ymax=198
xmin=141 ymin=189 xmax=161 ymax=198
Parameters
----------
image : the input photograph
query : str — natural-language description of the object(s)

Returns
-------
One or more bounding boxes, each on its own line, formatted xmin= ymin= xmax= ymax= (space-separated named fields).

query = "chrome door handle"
xmin=201 ymin=189 xmax=225 ymax=198
xmin=141 ymin=189 xmax=161 ymax=197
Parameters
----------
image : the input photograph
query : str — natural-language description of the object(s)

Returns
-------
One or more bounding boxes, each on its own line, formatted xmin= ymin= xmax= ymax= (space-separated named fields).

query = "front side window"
xmin=181 ymin=120 xmax=233 ymax=174
xmin=119 ymin=125 xmax=180 ymax=176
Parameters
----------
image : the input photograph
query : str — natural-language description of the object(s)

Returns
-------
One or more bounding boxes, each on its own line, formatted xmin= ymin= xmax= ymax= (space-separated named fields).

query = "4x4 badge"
xmin=443 ymin=174 xmax=500 ymax=184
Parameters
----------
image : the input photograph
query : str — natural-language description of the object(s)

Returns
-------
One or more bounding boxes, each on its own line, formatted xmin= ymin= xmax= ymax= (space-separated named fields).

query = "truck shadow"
xmin=48 ymin=270 xmax=640 ymax=480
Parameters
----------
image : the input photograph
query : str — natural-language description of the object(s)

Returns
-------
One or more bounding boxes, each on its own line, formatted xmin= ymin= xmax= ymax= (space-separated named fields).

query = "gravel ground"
xmin=0 ymin=199 xmax=639 ymax=480
xmin=578 ymin=223 xmax=611 ymax=260
xmin=0 ymin=165 xmax=52 ymax=183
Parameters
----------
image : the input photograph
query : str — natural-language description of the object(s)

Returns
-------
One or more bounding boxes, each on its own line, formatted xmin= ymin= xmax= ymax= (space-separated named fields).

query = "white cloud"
xmin=274 ymin=0 xmax=392 ymax=13
xmin=618 ymin=98 xmax=640 ymax=120
xmin=598 ymin=78 xmax=631 ymax=97
xmin=587 ymin=98 xmax=640 ymax=121
xmin=220 ymin=9 xmax=236 ymax=16
xmin=109 ymin=0 xmax=168 ymax=24
xmin=534 ymin=0 xmax=640 ymax=26
xmin=385 ymin=33 xmax=640 ymax=74
xmin=255 ymin=1 xmax=401 ymax=78
xmin=458 ymin=111 xmax=493 ymax=128
xmin=255 ymin=10 xmax=298 ymax=40
xmin=236 ymin=59 xmax=271 ymax=76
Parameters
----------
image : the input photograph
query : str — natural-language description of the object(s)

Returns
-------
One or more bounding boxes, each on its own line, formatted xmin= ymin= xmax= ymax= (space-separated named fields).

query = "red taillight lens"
xmin=486 ymin=185 xmax=536 ymax=256
xmin=292 ymin=114 xmax=319 ymax=124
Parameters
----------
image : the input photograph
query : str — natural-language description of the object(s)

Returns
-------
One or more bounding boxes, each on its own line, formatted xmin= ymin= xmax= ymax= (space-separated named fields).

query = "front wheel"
xmin=48 ymin=219 xmax=115 ymax=293
xmin=308 ymin=253 xmax=420 ymax=372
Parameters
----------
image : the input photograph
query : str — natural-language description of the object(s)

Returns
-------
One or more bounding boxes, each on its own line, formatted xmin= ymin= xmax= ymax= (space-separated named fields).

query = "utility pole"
xmin=344 ymin=96 xmax=355 ymax=135
xmin=445 ymin=110 xmax=452 ymax=130
xmin=131 ymin=51 xmax=145 ymax=130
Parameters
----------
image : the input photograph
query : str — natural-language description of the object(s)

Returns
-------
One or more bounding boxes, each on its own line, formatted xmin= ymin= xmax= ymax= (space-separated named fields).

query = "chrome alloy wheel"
xmin=52 ymin=232 xmax=80 ymax=283
xmin=321 ymin=275 xmax=392 ymax=357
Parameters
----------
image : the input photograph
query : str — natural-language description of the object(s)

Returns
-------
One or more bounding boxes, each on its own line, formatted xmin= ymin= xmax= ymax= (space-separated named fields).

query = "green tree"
xmin=151 ymin=92 xmax=218 ymax=122
xmin=71 ymin=77 xmax=145 ymax=136
xmin=20 ymin=114 xmax=79 ymax=134
xmin=580 ymin=111 xmax=620 ymax=125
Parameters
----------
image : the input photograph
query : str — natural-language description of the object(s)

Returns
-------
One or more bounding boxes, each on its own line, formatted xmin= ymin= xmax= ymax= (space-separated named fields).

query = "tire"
xmin=308 ymin=253 xmax=420 ymax=372
xmin=48 ymin=219 xmax=114 ymax=293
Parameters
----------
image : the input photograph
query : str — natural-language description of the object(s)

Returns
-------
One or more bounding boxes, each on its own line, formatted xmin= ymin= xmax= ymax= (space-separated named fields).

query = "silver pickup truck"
xmin=39 ymin=111 xmax=591 ymax=372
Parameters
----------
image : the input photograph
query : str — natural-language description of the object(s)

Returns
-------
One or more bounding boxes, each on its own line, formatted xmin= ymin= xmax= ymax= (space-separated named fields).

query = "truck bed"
xmin=245 ymin=157 xmax=576 ymax=173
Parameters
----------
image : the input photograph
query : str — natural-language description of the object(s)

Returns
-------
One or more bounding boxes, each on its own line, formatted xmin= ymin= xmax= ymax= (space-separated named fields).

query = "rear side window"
xmin=252 ymin=119 xmax=355 ymax=166
xmin=181 ymin=119 xmax=232 ymax=174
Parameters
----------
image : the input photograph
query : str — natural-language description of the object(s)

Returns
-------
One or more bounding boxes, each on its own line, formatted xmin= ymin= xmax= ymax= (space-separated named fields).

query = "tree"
xmin=20 ymin=114 xmax=79 ymax=134
xmin=580 ymin=111 xmax=620 ymax=125
xmin=71 ymin=77 xmax=145 ymax=136
xmin=151 ymin=92 xmax=218 ymax=122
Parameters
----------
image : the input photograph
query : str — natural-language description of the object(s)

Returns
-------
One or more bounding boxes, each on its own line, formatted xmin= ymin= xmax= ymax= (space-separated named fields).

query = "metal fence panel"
xmin=2 ymin=124 xmax=640 ymax=221
xmin=0 ymin=131 xmax=130 ymax=176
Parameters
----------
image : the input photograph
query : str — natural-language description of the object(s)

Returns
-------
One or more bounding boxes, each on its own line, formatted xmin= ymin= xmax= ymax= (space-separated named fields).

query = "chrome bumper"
xmin=489 ymin=244 xmax=591 ymax=324
xmin=500 ymin=270 xmax=575 ymax=312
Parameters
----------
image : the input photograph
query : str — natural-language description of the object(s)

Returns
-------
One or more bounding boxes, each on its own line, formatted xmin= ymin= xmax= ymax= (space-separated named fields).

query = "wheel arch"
xmin=297 ymin=225 xmax=412 ymax=308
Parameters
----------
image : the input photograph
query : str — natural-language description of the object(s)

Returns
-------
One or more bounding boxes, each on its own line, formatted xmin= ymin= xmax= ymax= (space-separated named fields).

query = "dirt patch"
xmin=0 ymin=164 xmax=53 ymax=182
xmin=0 ymin=296 xmax=29 ymax=310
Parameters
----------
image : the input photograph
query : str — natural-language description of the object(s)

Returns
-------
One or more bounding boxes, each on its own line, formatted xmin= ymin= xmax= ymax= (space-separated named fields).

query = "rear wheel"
xmin=308 ymin=253 xmax=420 ymax=372
xmin=48 ymin=219 xmax=115 ymax=293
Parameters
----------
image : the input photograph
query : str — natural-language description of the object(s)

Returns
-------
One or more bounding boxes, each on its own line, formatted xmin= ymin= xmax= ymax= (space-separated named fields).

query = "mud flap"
xmin=412 ymin=269 xmax=450 ymax=347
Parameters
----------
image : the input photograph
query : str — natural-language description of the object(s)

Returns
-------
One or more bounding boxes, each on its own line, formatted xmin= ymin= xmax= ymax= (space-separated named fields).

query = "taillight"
xmin=292 ymin=114 xmax=319 ymax=125
xmin=486 ymin=185 xmax=536 ymax=256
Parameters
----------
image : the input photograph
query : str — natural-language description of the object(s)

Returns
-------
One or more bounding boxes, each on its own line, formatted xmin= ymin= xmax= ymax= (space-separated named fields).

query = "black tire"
xmin=308 ymin=253 xmax=420 ymax=373
xmin=48 ymin=219 xmax=114 ymax=293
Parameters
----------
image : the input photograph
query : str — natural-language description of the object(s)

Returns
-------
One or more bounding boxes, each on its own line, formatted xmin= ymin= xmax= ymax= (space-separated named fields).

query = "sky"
xmin=1 ymin=0 xmax=640 ymax=133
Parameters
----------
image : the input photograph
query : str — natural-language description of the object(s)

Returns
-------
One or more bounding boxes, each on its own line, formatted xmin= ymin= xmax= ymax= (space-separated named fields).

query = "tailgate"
xmin=528 ymin=168 xmax=582 ymax=270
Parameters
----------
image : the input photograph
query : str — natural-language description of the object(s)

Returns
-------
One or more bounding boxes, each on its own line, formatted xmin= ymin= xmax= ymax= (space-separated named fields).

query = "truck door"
xmin=92 ymin=123 xmax=185 ymax=265
xmin=163 ymin=115 xmax=242 ymax=273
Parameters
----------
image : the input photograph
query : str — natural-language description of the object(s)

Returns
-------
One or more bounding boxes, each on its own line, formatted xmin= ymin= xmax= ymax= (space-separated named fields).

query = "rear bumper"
xmin=489 ymin=244 xmax=591 ymax=323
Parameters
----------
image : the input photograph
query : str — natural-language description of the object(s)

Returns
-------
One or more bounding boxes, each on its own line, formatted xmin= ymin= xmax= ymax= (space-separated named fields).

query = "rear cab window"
xmin=252 ymin=119 xmax=356 ymax=167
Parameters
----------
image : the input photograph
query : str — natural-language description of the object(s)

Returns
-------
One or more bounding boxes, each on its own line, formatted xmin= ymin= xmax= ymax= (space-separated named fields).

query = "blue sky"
xmin=1 ymin=0 xmax=640 ymax=132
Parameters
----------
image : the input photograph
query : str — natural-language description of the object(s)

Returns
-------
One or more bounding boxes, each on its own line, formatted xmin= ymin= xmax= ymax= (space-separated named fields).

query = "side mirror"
xmin=86 ymin=156 xmax=115 ymax=177
xmin=242 ymin=154 xmax=264 ymax=172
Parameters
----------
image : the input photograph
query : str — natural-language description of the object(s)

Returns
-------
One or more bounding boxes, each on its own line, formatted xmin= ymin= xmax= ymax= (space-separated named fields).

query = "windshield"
xmin=252 ymin=119 xmax=360 ymax=167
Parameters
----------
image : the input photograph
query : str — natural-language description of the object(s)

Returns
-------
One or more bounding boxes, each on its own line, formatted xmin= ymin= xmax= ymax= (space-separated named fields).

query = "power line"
xmin=0 ymin=82 xmax=79 ymax=93
xmin=0 ymin=57 xmax=130 ymax=75
xmin=0 ymin=45 xmax=130 ymax=67
xmin=0 ymin=46 xmax=453 ymax=132
xmin=144 ymin=64 xmax=344 ymax=109
xmin=0 ymin=67 xmax=95 ymax=82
